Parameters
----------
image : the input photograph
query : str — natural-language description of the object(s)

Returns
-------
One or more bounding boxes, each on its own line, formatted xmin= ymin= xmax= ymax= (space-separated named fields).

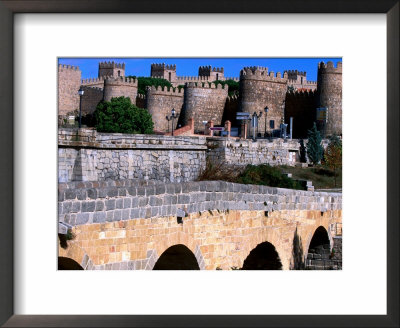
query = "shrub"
xmin=236 ymin=164 xmax=304 ymax=190
xmin=94 ymin=96 xmax=154 ymax=134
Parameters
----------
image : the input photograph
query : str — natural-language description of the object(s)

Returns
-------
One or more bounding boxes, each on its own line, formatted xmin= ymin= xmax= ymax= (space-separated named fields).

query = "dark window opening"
xmin=153 ymin=244 xmax=200 ymax=270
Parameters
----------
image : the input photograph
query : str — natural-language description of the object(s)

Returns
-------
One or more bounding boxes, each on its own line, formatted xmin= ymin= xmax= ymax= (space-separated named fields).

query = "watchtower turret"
xmin=150 ymin=63 xmax=177 ymax=83
xmin=198 ymin=66 xmax=225 ymax=81
xmin=317 ymin=61 xmax=342 ymax=136
xmin=98 ymin=61 xmax=125 ymax=78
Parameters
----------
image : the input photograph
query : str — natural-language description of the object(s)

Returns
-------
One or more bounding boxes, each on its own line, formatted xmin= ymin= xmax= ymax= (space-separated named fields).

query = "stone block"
xmin=87 ymin=188 xmax=97 ymax=199
xmin=81 ymin=201 xmax=95 ymax=212
xmin=122 ymin=209 xmax=130 ymax=220
xmin=113 ymin=209 xmax=122 ymax=221
xmin=93 ymin=211 xmax=106 ymax=223
xmin=116 ymin=198 xmax=123 ymax=209
xmin=76 ymin=212 xmax=90 ymax=225
xmin=155 ymin=184 xmax=166 ymax=195
xmin=105 ymin=199 xmax=116 ymax=211
xmin=71 ymin=201 xmax=81 ymax=213
xmin=64 ymin=189 xmax=76 ymax=200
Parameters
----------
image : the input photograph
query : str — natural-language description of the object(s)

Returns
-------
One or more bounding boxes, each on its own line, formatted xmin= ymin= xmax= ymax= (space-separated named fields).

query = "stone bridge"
xmin=58 ymin=180 xmax=342 ymax=270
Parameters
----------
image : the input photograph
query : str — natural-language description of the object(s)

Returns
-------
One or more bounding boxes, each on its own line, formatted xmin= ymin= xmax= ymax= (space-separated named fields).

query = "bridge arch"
xmin=306 ymin=226 xmax=331 ymax=254
xmin=58 ymin=256 xmax=84 ymax=270
xmin=58 ymin=242 xmax=92 ymax=270
xmin=242 ymin=241 xmax=283 ymax=270
xmin=153 ymin=244 xmax=200 ymax=270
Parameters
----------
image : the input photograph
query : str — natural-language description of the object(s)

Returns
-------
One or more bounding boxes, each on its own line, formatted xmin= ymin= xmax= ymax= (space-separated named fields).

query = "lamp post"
xmin=78 ymin=87 xmax=84 ymax=128
xmin=256 ymin=111 xmax=262 ymax=137
xmin=169 ymin=108 xmax=177 ymax=136
xmin=264 ymin=106 xmax=269 ymax=138
xmin=165 ymin=115 xmax=171 ymax=133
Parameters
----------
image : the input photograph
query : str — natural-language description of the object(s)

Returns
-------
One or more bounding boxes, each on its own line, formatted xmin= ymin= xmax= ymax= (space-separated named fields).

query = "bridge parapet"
xmin=58 ymin=179 xmax=342 ymax=227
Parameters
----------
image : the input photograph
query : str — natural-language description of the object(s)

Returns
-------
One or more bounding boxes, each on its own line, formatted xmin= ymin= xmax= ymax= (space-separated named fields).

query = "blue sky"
xmin=59 ymin=58 xmax=342 ymax=81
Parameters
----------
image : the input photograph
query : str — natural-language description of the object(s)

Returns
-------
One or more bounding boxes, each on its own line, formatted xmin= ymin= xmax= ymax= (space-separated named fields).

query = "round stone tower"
xmin=239 ymin=67 xmax=288 ymax=134
xmin=317 ymin=61 xmax=342 ymax=136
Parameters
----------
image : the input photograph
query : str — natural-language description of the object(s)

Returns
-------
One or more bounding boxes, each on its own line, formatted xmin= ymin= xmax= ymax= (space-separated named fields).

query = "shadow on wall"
xmin=291 ymin=227 xmax=305 ymax=270
xmin=71 ymin=149 xmax=83 ymax=181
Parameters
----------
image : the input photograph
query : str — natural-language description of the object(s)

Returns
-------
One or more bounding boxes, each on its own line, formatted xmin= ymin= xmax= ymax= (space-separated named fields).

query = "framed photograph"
xmin=0 ymin=1 xmax=398 ymax=327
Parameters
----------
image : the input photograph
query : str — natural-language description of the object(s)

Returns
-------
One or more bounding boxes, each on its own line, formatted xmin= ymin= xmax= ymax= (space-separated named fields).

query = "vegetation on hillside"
xmin=93 ymin=96 xmax=153 ymax=134
xmin=197 ymin=162 xmax=305 ymax=190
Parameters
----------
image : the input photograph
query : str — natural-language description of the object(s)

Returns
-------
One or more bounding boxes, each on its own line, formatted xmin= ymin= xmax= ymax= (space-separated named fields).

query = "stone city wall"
xmin=58 ymin=179 xmax=342 ymax=270
xmin=145 ymin=86 xmax=185 ymax=132
xmin=206 ymin=137 xmax=301 ymax=166
xmin=58 ymin=129 xmax=206 ymax=183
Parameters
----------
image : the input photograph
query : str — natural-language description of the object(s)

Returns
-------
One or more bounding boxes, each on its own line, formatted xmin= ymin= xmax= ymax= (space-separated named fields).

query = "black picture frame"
xmin=0 ymin=1 xmax=398 ymax=327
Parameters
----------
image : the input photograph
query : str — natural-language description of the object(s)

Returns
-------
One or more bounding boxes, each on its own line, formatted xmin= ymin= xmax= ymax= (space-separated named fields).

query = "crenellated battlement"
xmin=151 ymin=63 xmax=176 ymax=71
xmin=240 ymin=67 xmax=288 ymax=82
xmin=287 ymin=89 xmax=317 ymax=97
xmin=146 ymin=85 xmax=185 ymax=96
xmin=198 ymin=65 xmax=224 ymax=75
xmin=285 ymin=70 xmax=307 ymax=76
xmin=225 ymin=77 xmax=240 ymax=82
xmin=104 ymin=76 xmax=138 ymax=86
xmin=99 ymin=61 xmax=125 ymax=69
xmin=81 ymin=85 xmax=103 ymax=92
xmin=176 ymin=76 xmax=210 ymax=82
xmin=81 ymin=77 xmax=106 ymax=85
xmin=185 ymin=82 xmax=228 ymax=90
xmin=59 ymin=64 xmax=80 ymax=71
xmin=318 ymin=61 xmax=342 ymax=73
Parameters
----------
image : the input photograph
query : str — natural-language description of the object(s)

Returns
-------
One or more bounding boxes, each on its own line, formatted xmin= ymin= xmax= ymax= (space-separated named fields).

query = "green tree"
xmin=94 ymin=96 xmax=154 ymax=134
xmin=306 ymin=122 xmax=324 ymax=165
xmin=126 ymin=76 xmax=173 ymax=95
xmin=324 ymin=135 xmax=342 ymax=187
xmin=212 ymin=79 xmax=239 ymax=96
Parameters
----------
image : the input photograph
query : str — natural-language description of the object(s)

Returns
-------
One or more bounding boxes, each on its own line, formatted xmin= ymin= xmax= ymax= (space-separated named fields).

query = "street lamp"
xmin=166 ymin=108 xmax=178 ymax=136
xmin=264 ymin=106 xmax=269 ymax=138
xmin=165 ymin=115 xmax=171 ymax=133
xmin=78 ymin=87 xmax=84 ymax=128
xmin=257 ymin=111 xmax=262 ymax=137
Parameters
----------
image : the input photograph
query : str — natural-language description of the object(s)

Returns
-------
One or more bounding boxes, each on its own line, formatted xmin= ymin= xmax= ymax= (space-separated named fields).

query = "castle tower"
xmin=239 ymin=67 xmax=288 ymax=134
xmin=198 ymin=66 xmax=225 ymax=81
xmin=98 ymin=61 xmax=125 ymax=78
xmin=150 ymin=63 xmax=177 ymax=83
xmin=183 ymin=82 xmax=228 ymax=133
xmin=317 ymin=61 xmax=342 ymax=136
xmin=103 ymin=77 xmax=138 ymax=105
xmin=58 ymin=64 xmax=82 ymax=116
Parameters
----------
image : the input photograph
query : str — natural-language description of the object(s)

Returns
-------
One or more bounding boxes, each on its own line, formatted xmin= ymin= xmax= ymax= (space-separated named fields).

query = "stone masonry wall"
xmin=58 ymin=64 xmax=82 ymax=116
xmin=183 ymin=82 xmax=229 ymax=133
xmin=145 ymin=86 xmax=184 ymax=132
xmin=81 ymin=86 xmax=104 ymax=115
xmin=58 ymin=129 xmax=206 ymax=183
xmin=285 ymin=90 xmax=318 ymax=139
xmin=239 ymin=67 xmax=288 ymax=134
xmin=317 ymin=61 xmax=342 ymax=136
xmin=103 ymin=77 xmax=138 ymax=105
xmin=58 ymin=180 xmax=342 ymax=270
xmin=206 ymin=137 xmax=301 ymax=166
